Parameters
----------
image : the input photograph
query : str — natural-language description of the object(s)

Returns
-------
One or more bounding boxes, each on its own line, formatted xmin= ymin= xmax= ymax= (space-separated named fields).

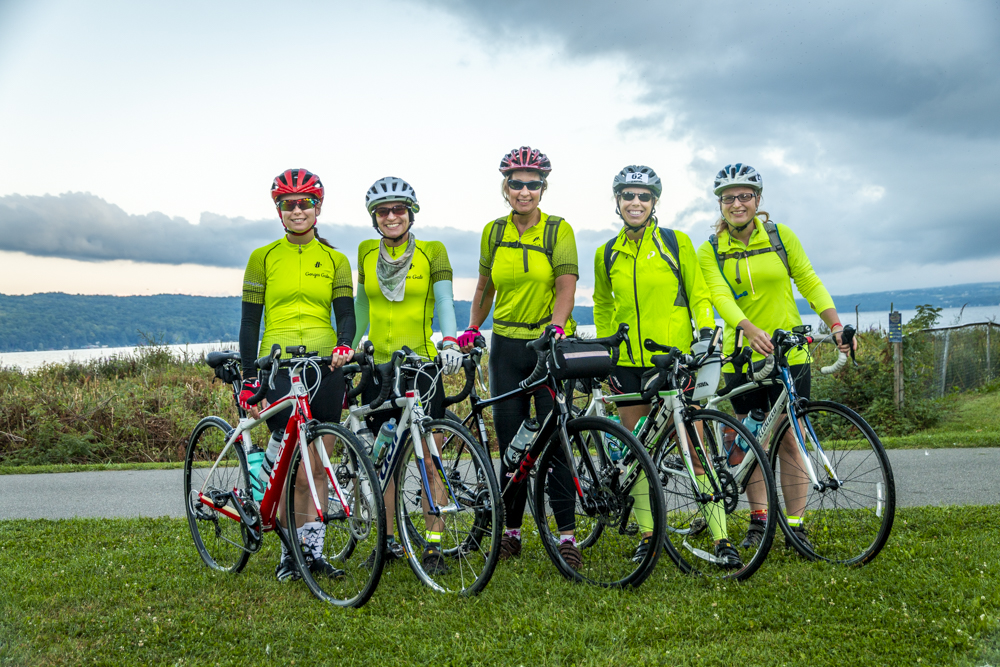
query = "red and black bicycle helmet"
xmin=270 ymin=168 xmax=324 ymax=202
xmin=499 ymin=146 xmax=552 ymax=176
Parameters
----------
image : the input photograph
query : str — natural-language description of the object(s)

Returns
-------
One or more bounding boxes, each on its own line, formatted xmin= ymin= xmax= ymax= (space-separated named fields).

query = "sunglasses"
xmin=375 ymin=205 xmax=409 ymax=218
xmin=619 ymin=192 xmax=653 ymax=202
xmin=277 ymin=198 xmax=319 ymax=212
xmin=507 ymin=179 xmax=544 ymax=191
xmin=719 ymin=193 xmax=757 ymax=204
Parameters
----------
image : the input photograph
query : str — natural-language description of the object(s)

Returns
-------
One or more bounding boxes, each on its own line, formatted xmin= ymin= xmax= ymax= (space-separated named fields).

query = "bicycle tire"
xmin=184 ymin=416 xmax=252 ymax=574
xmin=654 ymin=409 xmax=778 ymax=581
xmin=396 ymin=419 xmax=503 ymax=596
xmin=768 ymin=400 xmax=895 ymax=566
xmin=533 ymin=416 xmax=665 ymax=588
xmin=285 ymin=422 xmax=386 ymax=607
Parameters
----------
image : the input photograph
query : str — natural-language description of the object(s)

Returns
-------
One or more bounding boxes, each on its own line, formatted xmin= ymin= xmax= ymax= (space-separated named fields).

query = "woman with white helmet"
xmin=239 ymin=168 xmax=356 ymax=582
xmin=593 ymin=165 xmax=745 ymax=568
xmin=353 ymin=176 xmax=463 ymax=574
xmin=457 ymin=145 xmax=582 ymax=568
xmin=697 ymin=163 xmax=856 ymax=553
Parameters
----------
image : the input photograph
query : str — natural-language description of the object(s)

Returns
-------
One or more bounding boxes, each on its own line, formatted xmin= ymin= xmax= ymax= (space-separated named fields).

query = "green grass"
xmin=2 ymin=507 xmax=999 ymax=666
xmin=881 ymin=391 xmax=1000 ymax=449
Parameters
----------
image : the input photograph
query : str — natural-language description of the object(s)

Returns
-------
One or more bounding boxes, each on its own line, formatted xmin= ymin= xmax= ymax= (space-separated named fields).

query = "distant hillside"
xmin=795 ymin=282 xmax=1000 ymax=313
xmin=2 ymin=282 xmax=997 ymax=352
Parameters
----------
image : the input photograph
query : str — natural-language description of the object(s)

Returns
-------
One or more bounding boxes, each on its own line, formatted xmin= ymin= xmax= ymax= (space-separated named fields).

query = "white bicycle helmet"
xmin=713 ymin=164 xmax=763 ymax=196
xmin=613 ymin=165 xmax=662 ymax=198
xmin=365 ymin=176 xmax=420 ymax=214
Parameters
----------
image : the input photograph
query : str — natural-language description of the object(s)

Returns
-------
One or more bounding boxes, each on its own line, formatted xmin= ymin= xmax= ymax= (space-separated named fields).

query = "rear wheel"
xmin=533 ymin=416 xmax=665 ymax=588
xmin=285 ymin=423 xmax=386 ymax=607
xmin=769 ymin=400 xmax=895 ymax=565
xmin=654 ymin=409 xmax=777 ymax=581
xmin=184 ymin=417 xmax=252 ymax=574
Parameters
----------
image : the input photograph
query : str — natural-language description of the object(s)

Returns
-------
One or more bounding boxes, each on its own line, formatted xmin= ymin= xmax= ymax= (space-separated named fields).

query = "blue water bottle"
xmin=372 ymin=419 xmax=396 ymax=464
xmin=246 ymin=445 xmax=266 ymax=502
xmin=730 ymin=408 xmax=765 ymax=465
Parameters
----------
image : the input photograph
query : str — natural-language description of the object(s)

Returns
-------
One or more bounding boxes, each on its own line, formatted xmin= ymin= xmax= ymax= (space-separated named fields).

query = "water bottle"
xmin=503 ymin=418 xmax=540 ymax=468
xmin=729 ymin=409 xmax=765 ymax=465
xmin=258 ymin=429 xmax=283 ymax=494
xmin=246 ymin=445 xmax=266 ymax=502
xmin=356 ymin=427 xmax=375 ymax=458
xmin=605 ymin=416 xmax=625 ymax=461
xmin=372 ymin=419 xmax=396 ymax=464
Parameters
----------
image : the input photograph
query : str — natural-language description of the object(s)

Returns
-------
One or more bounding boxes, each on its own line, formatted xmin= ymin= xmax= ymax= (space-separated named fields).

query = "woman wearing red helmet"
xmin=238 ymin=168 xmax=357 ymax=582
xmin=458 ymin=146 xmax=582 ymax=567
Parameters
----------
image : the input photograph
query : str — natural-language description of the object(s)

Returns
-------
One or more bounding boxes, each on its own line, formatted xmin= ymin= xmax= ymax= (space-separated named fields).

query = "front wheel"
xmin=655 ymin=409 xmax=777 ymax=581
xmin=184 ymin=416 xmax=252 ymax=574
xmin=534 ymin=416 xmax=665 ymax=588
xmin=769 ymin=400 xmax=895 ymax=565
xmin=396 ymin=419 xmax=503 ymax=596
xmin=285 ymin=423 xmax=386 ymax=608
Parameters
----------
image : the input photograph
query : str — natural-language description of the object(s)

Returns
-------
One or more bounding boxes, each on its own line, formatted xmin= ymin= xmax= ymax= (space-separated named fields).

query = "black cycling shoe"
xmin=364 ymin=538 xmax=406 ymax=569
xmin=274 ymin=554 xmax=301 ymax=582
xmin=308 ymin=556 xmax=345 ymax=580
xmin=741 ymin=519 xmax=767 ymax=549
xmin=421 ymin=544 xmax=449 ymax=575
xmin=631 ymin=536 xmax=654 ymax=563
xmin=714 ymin=539 xmax=743 ymax=570
xmin=785 ymin=526 xmax=815 ymax=553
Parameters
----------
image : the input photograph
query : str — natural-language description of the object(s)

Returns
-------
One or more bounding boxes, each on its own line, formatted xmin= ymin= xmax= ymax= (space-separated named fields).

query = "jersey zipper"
xmin=632 ymin=236 xmax=643 ymax=367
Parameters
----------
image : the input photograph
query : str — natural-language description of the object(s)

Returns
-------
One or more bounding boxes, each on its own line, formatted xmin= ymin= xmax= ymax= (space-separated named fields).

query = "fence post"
xmin=988 ymin=324 xmax=992 ymax=382
xmin=940 ymin=329 xmax=951 ymax=397
xmin=889 ymin=310 xmax=904 ymax=408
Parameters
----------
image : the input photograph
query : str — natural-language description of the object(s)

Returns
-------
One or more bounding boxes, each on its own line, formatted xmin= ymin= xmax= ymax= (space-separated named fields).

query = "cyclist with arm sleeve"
xmin=593 ymin=165 xmax=741 ymax=568
xmin=696 ymin=163 xmax=856 ymax=553
xmin=457 ymin=146 xmax=582 ymax=567
xmin=238 ymin=168 xmax=356 ymax=581
xmin=352 ymin=176 xmax=462 ymax=575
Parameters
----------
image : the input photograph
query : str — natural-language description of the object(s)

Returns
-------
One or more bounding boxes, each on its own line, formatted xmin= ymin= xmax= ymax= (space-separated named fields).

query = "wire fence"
xmin=909 ymin=322 xmax=1000 ymax=397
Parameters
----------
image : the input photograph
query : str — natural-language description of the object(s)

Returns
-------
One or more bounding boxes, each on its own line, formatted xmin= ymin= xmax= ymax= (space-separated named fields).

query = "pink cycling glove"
xmin=457 ymin=326 xmax=480 ymax=348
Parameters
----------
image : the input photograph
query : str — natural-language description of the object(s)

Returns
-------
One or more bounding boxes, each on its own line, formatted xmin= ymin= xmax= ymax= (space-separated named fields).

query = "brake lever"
xmin=623 ymin=330 xmax=634 ymax=365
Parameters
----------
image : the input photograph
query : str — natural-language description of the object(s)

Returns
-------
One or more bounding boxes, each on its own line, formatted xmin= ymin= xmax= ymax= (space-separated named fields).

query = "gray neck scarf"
xmin=376 ymin=234 xmax=416 ymax=302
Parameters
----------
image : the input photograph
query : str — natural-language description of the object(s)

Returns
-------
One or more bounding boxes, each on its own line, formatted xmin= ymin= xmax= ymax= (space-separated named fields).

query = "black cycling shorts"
xmin=608 ymin=365 xmax=654 ymax=408
xmin=725 ymin=363 xmax=811 ymax=416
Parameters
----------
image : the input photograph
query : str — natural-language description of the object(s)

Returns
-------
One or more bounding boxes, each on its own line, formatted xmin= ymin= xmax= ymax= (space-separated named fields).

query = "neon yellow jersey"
xmin=242 ymin=237 xmax=353 ymax=357
xmin=358 ymin=238 xmax=452 ymax=364
xmin=478 ymin=211 xmax=578 ymax=340
xmin=593 ymin=222 xmax=715 ymax=367
xmin=697 ymin=218 xmax=835 ymax=369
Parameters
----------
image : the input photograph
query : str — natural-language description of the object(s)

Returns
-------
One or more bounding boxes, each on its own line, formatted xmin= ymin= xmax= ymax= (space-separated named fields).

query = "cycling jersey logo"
xmin=314 ymin=261 xmax=321 ymax=268
xmin=647 ymin=250 xmax=656 ymax=259
xmin=304 ymin=271 xmax=331 ymax=279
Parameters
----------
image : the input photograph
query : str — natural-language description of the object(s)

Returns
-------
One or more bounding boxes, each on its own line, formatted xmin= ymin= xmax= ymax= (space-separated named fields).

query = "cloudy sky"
xmin=1 ymin=0 xmax=997 ymax=305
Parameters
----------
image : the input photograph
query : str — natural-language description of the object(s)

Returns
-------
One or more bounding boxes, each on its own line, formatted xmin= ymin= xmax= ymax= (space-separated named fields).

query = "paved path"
xmin=1 ymin=448 xmax=998 ymax=520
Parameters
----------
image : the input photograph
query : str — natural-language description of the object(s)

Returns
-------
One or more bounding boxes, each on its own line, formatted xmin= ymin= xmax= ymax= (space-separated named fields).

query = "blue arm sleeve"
xmin=352 ymin=284 xmax=370 ymax=348
xmin=433 ymin=279 xmax=458 ymax=339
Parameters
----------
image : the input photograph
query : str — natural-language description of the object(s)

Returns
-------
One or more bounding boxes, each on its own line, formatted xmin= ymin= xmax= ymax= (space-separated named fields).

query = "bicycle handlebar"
xmin=519 ymin=323 xmax=631 ymax=389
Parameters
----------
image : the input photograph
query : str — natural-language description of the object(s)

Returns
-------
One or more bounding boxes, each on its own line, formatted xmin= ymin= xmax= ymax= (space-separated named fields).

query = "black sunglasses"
xmin=375 ymin=205 xmax=409 ymax=218
xmin=507 ymin=179 xmax=544 ymax=191
xmin=619 ymin=192 xmax=653 ymax=202
xmin=719 ymin=193 xmax=757 ymax=204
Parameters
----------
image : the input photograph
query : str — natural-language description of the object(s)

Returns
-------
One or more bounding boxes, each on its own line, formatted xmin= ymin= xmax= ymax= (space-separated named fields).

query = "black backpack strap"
xmin=542 ymin=215 xmax=562 ymax=264
xmin=479 ymin=217 xmax=509 ymax=308
xmin=654 ymin=227 xmax=695 ymax=329
xmin=763 ymin=221 xmax=790 ymax=276
xmin=602 ymin=237 xmax=618 ymax=282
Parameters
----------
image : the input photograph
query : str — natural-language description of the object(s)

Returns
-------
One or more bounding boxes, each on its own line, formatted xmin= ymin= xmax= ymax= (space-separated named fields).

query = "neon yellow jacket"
xmin=697 ymin=218 xmax=835 ymax=368
xmin=594 ymin=222 xmax=715 ymax=367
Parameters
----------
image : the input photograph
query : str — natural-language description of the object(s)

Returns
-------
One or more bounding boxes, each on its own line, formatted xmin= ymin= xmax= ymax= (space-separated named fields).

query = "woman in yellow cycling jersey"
xmin=239 ymin=168 xmax=356 ymax=582
xmin=592 ymin=165 xmax=742 ymax=568
xmin=353 ymin=176 xmax=463 ymax=574
xmin=697 ymin=163 xmax=855 ymax=552
xmin=458 ymin=145 xmax=581 ymax=567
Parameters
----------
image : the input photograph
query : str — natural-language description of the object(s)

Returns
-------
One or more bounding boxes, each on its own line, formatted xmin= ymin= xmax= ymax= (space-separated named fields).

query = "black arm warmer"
xmin=240 ymin=301 xmax=264 ymax=378
xmin=333 ymin=295 xmax=356 ymax=348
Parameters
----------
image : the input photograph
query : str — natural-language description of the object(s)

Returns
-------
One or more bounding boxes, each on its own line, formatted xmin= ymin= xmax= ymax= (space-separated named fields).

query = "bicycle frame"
xmin=198 ymin=363 xmax=353 ymax=542
xmin=343 ymin=367 xmax=460 ymax=518
xmin=705 ymin=359 xmax=842 ymax=493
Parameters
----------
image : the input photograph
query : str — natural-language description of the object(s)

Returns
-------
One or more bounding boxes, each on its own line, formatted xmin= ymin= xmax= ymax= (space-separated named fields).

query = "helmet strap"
xmin=617 ymin=203 xmax=653 ymax=233
xmin=727 ymin=219 xmax=752 ymax=233
xmin=283 ymin=223 xmax=315 ymax=237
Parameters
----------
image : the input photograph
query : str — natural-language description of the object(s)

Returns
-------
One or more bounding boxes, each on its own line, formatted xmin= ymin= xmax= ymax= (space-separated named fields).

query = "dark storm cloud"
xmin=421 ymin=0 xmax=1000 ymax=275
xmin=0 ymin=192 xmax=483 ymax=276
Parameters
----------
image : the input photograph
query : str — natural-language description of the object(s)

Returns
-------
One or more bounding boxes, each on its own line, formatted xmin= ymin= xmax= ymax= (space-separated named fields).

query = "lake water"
xmin=2 ymin=304 xmax=997 ymax=371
